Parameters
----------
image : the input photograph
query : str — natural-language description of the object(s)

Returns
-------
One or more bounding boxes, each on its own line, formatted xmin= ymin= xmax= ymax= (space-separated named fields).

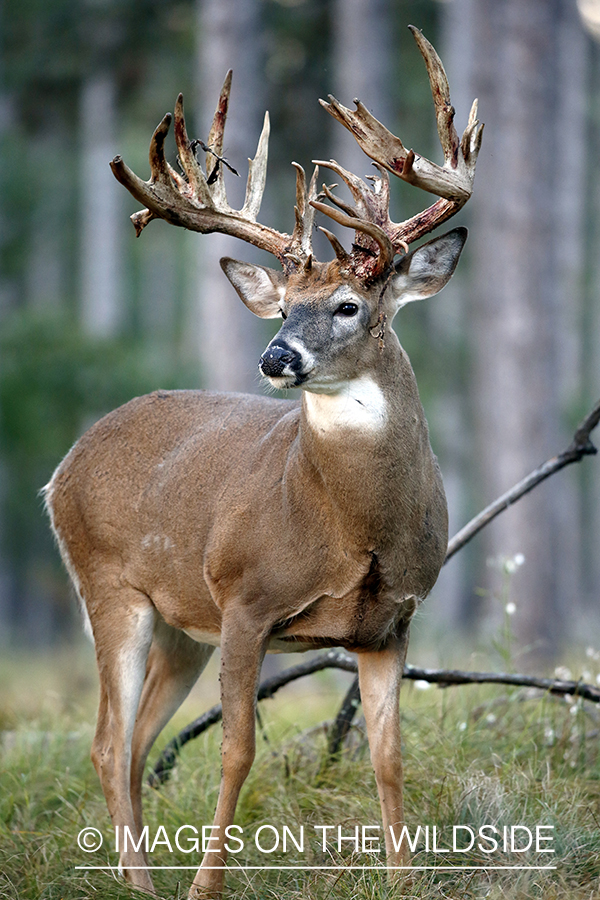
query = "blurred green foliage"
xmin=0 ymin=306 xmax=198 ymax=641
xmin=0 ymin=306 xmax=196 ymax=466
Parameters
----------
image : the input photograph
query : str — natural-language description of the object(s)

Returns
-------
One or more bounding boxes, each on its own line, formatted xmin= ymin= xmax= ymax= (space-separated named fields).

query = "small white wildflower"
xmin=582 ymin=670 xmax=591 ymax=682
xmin=554 ymin=666 xmax=572 ymax=681
xmin=505 ymin=602 xmax=517 ymax=616
xmin=596 ymin=673 xmax=600 ymax=686
xmin=570 ymin=704 xmax=579 ymax=716
xmin=586 ymin=646 xmax=596 ymax=658
xmin=414 ymin=680 xmax=431 ymax=691
xmin=458 ymin=721 xmax=467 ymax=732
xmin=486 ymin=713 xmax=497 ymax=725
xmin=544 ymin=727 xmax=555 ymax=745
xmin=503 ymin=553 xmax=526 ymax=575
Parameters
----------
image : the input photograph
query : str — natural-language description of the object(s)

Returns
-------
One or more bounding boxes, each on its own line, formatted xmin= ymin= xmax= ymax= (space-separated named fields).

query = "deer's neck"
xmin=297 ymin=340 xmax=433 ymax=531
xmin=302 ymin=373 xmax=388 ymax=435
xmin=300 ymin=336 xmax=420 ymax=445
xmin=294 ymin=340 xmax=447 ymax=596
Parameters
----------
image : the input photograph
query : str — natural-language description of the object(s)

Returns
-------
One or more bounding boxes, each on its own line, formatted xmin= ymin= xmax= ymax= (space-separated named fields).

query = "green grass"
xmin=1 ymin=646 xmax=600 ymax=900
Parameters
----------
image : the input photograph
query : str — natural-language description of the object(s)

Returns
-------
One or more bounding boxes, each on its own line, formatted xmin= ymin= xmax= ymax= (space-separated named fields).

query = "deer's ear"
xmin=220 ymin=258 xmax=287 ymax=319
xmin=388 ymin=227 xmax=467 ymax=314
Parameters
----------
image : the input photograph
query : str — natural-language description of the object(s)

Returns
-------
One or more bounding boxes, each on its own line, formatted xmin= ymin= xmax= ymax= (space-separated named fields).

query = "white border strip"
xmin=76 ymin=864 xmax=557 ymax=871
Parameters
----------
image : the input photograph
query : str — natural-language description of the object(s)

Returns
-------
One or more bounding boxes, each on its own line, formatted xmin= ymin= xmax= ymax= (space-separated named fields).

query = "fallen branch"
xmin=446 ymin=398 xmax=600 ymax=561
xmin=150 ymin=399 xmax=600 ymax=784
xmin=327 ymin=674 xmax=361 ymax=760
xmin=149 ymin=649 xmax=600 ymax=785
xmin=402 ymin=664 xmax=600 ymax=702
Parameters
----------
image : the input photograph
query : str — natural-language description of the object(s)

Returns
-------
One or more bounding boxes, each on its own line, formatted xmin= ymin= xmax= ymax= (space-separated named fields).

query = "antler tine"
xmin=173 ymin=94 xmax=213 ymax=207
xmin=313 ymin=159 xmax=372 ymax=214
xmin=289 ymin=163 xmax=318 ymax=261
xmin=318 ymin=226 xmax=350 ymax=263
xmin=311 ymin=198 xmax=394 ymax=278
xmin=409 ymin=25 xmax=459 ymax=166
xmin=321 ymin=182 xmax=357 ymax=219
xmin=204 ymin=70 xmax=232 ymax=207
xmin=130 ymin=208 xmax=159 ymax=237
xmin=148 ymin=114 xmax=174 ymax=185
xmin=461 ymin=98 xmax=484 ymax=162
xmin=206 ymin=70 xmax=231 ymax=163
xmin=314 ymin=158 xmax=392 ymax=229
xmin=305 ymin=165 xmax=321 ymax=240
xmin=241 ymin=111 xmax=270 ymax=221
xmin=303 ymin=164 xmax=321 ymax=262
xmin=290 ymin=163 xmax=307 ymax=261
xmin=293 ymin=162 xmax=307 ymax=219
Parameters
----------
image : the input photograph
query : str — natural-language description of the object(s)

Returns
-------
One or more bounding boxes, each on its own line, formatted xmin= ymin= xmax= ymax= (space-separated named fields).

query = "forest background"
xmin=1 ymin=0 xmax=600 ymax=670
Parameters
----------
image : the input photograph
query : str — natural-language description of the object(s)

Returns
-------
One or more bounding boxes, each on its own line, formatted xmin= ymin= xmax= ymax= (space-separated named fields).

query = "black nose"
xmin=259 ymin=344 xmax=298 ymax=377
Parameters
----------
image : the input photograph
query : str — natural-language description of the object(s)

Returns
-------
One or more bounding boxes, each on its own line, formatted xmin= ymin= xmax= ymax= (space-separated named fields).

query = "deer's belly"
xmin=267 ymin=586 xmax=416 ymax=653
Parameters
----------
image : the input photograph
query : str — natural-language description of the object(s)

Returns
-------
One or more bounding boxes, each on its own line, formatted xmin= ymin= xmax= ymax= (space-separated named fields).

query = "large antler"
xmin=313 ymin=25 xmax=484 ymax=278
xmin=110 ymin=72 xmax=318 ymax=272
xmin=111 ymin=29 xmax=481 ymax=283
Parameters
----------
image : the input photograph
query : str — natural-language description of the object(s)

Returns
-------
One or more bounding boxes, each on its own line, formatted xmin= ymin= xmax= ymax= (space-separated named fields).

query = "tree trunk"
xmin=192 ymin=0 xmax=265 ymax=392
xmin=583 ymin=33 xmax=600 ymax=625
xmin=552 ymin=1 xmax=590 ymax=635
xmin=428 ymin=0 xmax=477 ymax=632
xmin=79 ymin=69 xmax=123 ymax=337
xmin=330 ymin=0 xmax=393 ymax=183
xmin=468 ymin=0 xmax=588 ymax=660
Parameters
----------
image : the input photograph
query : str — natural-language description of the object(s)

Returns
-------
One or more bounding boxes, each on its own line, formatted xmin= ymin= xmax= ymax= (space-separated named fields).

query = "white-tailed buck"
xmin=45 ymin=26 xmax=482 ymax=899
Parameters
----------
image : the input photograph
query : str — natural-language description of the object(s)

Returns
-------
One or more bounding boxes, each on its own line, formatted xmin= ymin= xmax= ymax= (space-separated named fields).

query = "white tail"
xmin=45 ymin=27 xmax=481 ymax=899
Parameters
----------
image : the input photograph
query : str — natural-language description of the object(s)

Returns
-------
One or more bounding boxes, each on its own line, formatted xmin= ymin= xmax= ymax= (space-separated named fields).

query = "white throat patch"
xmin=303 ymin=374 xmax=387 ymax=433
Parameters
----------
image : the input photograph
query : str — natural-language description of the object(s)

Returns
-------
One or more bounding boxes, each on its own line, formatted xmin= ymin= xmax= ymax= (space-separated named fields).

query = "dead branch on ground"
xmin=149 ymin=649 xmax=600 ymax=785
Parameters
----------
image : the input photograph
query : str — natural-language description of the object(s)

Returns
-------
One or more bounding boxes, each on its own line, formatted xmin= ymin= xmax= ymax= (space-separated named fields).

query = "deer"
xmin=45 ymin=26 xmax=482 ymax=899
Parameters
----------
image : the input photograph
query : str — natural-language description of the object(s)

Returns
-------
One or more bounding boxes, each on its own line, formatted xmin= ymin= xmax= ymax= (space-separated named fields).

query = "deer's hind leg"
xmin=130 ymin=619 xmax=215 ymax=834
xmin=88 ymin=580 xmax=157 ymax=893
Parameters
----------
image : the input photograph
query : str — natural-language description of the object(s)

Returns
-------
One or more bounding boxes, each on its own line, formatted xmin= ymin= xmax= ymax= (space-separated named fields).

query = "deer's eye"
xmin=280 ymin=310 xmax=288 ymax=320
xmin=335 ymin=302 xmax=359 ymax=317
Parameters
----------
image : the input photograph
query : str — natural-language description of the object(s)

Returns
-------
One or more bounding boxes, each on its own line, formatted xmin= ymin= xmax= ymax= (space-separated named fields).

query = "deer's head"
xmin=221 ymin=227 xmax=466 ymax=393
xmin=110 ymin=26 xmax=482 ymax=395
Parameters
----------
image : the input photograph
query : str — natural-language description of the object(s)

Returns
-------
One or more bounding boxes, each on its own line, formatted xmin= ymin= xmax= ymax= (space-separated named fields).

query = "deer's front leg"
xmin=357 ymin=625 xmax=411 ymax=875
xmin=189 ymin=610 xmax=269 ymax=900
